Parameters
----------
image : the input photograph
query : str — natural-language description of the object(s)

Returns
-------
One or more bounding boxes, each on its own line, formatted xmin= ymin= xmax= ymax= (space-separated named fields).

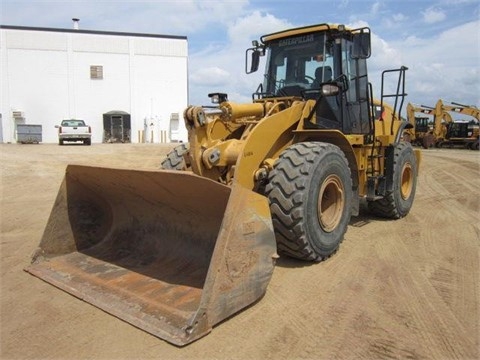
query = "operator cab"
xmin=415 ymin=117 xmax=430 ymax=133
xmin=248 ymin=24 xmax=372 ymax=135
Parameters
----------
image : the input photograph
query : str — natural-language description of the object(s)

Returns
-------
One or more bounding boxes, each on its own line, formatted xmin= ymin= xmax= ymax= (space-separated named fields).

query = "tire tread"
xmin=266 ymin=142 xmax=351 ymax=261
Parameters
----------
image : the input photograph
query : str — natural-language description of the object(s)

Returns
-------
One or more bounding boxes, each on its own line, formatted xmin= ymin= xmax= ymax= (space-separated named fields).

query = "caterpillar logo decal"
xmin=279 ymin=34 xmax=314 ymax=47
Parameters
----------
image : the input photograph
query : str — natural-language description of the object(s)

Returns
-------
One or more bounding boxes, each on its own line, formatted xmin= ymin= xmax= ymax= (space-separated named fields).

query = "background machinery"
xmin=406 ymin=102 xmax=435 ymax=148
xmin=438 ymin=101 xmax=479 ymax=149
xmin=26 ymin=23 xmax=420 ymax=346
xmin=423 ymin=99 xmax=479 ymax=149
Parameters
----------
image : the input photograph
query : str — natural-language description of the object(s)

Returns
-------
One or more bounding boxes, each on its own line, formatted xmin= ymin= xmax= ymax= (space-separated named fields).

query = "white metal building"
xmin=0 ymin=24 xmax=188 ymax=144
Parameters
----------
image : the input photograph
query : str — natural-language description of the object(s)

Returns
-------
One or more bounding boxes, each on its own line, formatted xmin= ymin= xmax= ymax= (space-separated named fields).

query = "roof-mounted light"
xmin=208 ymin=93 xmax=228 ymax=104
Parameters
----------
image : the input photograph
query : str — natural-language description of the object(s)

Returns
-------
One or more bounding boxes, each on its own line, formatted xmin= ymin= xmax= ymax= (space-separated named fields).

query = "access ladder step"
xmin=366 ymin=175 xmax=387 ymax=201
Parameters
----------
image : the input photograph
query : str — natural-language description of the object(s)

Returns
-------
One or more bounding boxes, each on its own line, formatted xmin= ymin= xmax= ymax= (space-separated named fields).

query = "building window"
xmin=90 ymin=65 xmax=104 ymax=79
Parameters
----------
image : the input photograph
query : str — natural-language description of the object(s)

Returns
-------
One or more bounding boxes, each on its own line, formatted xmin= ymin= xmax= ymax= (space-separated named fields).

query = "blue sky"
xmin=1 ymin=0 xmax=479 ymax=114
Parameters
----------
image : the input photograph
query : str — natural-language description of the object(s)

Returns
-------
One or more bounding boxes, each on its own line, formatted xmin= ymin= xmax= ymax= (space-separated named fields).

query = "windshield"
xmin=61 ymin=120 xmax=86 ymax=127
xmin=263 ymin=32 xmax=334 ymax=96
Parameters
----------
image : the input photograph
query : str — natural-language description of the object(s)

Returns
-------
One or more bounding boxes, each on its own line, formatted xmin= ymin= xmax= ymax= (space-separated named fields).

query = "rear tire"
xmin=161 ymin=143 xmax=190 ymax=170
xmin=472 ymin=139 xmax=479 ymax=150
xmin=265 ymin=142 xmax=353 ymax=262
xmin=368 ymin=142 xmax=417 ymax=219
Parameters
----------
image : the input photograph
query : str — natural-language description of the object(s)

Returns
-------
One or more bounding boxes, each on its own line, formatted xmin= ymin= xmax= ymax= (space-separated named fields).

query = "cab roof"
xmin=261 ymin=23 xmax=349 ymax=43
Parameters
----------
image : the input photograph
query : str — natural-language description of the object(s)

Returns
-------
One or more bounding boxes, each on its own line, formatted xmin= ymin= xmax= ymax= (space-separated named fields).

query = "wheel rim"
xmin=400 ymin=162 xmax=413 ymax=200
xmin=317 ymin=174 xmax=344 ymax=233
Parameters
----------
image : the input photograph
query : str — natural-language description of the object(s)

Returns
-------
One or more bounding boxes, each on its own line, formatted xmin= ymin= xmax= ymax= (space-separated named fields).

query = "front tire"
xmin=161 ymin=143 xmax=190 ymax=170
xmin=265 ymin=142 xmax=353 ymax=262
xmin=368 ymin=142 xmax=417 ymax=219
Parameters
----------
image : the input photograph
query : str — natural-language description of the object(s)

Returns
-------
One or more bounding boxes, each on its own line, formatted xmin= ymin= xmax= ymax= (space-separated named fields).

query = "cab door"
xmin=340 ymin=29 xmax=372 ymax=135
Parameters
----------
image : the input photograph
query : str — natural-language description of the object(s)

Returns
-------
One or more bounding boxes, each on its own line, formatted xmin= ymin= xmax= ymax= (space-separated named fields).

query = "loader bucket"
xmin=25 ymin=165 xmax=277 ymax=346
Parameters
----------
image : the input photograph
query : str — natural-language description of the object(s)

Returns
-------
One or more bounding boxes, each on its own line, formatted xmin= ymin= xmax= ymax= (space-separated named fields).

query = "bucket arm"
xmin=443 ymin=102 xmax=480 ymax=122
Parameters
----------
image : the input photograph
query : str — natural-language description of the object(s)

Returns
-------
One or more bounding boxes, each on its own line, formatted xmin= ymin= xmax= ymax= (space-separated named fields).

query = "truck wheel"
xmin=59 ymin=139 xmax=64 ymax=145
xmin=472 ymin=139 xmax=479 ymax=150
xmin=266 ymin=142 xmax=353 ymax=262
xmin=161 ymin=143 xmax=190 ymax=170
xmin=368 ymin=142 xmax=417 ymax=219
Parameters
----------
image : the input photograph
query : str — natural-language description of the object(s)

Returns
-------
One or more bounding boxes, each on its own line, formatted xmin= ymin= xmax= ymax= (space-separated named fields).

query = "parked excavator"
xmin=428 ymin=99 xmax=479 ymax=149
xmin=26 ymin=23 xmax=421 ymax=346
xmin=439 ymin=101 xmax=479 ymax=150
xmin=406 ymin=103 xmax=435 ymax=148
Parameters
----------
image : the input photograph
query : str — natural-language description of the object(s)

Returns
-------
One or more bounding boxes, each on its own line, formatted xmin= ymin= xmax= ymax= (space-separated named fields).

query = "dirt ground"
xmin=1 ymin=143 xmax=479 ymax=359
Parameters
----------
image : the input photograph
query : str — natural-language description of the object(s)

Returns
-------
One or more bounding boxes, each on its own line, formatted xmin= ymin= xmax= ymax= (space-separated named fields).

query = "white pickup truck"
xmin=56 ymin=119 xmax=92 ymax=145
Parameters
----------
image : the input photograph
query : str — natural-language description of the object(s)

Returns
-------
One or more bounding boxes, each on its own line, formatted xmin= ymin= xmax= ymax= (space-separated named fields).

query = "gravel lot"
xmin=1 ymin=143 xmax=478 ymax=359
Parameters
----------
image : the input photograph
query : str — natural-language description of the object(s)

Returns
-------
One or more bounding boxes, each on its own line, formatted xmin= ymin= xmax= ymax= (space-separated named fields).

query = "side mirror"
xmin=302 ymin=83 xmax=340 ymax=100
xmin=352 ymin=27 xmax=371 ymax=59
xmin=321 ymin=83 xmax=340 ymax=97
xmin=245 ymin=48 xmax=262 ymax=74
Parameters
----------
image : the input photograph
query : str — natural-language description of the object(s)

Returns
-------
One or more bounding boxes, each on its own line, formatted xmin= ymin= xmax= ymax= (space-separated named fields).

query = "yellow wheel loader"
xmin=26 ymin=23 xmax=421 ymax=346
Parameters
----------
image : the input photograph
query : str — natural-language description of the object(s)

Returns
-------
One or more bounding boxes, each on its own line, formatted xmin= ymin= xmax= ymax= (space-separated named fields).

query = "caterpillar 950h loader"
xmin=26 ymin=24 xmax=421 ymax=346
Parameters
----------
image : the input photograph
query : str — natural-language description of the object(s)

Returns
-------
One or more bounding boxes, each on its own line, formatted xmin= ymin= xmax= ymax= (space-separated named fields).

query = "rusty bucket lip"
xmin=25 ymin=259 xmax=199 ymax=346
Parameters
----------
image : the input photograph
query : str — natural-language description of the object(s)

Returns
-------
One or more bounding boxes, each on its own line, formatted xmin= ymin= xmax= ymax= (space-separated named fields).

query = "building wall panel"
xmin=5 ymin=48 xmax=70 ymax=142
xmin=73 ymin=33 xmax=129 ymax=54
xmin=133 ymin=55 xmax=188 ymax=141
xmin=134 ymin=37 xmax=187 ymax=57
xmin=73 ymin=52 xmax=131 ymax=142
xmin=6 ymin=30 xmax=67 ymax=51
